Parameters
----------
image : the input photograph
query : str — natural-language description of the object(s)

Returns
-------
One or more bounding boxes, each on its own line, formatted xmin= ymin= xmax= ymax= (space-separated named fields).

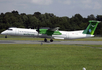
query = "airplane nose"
xmin=1 ymin=32 xmax=4 ymax=34
xmin=1 ymin=31 xmax=6 ymax=35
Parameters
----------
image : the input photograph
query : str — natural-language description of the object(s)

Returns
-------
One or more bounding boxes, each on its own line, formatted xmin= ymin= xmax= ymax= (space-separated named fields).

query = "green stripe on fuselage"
xmin=39 ymin=29 xmax=62 ymax=35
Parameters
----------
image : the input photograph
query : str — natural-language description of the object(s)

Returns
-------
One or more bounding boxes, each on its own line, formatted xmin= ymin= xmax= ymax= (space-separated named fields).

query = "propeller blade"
xmin=36 ymin=26 xmax=40 ymax=36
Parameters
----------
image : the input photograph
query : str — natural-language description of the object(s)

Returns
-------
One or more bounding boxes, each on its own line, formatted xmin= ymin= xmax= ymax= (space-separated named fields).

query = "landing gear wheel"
xmin=50 ymin=39 xmax=53 ymax=42
xmin=44 ymin=38 xmax=47 ymax=42
xmin=5 ymin=35 xmax=7 ymax=38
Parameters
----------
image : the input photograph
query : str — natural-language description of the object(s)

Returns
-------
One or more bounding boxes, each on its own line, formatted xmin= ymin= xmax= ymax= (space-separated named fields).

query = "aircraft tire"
xmin=5 ymin=35 xmax=7 ymax=38
xmin=50 ymin=39 xmax=53 ymax=42
xmin=44 ymin=38 xmax=47 ymax=42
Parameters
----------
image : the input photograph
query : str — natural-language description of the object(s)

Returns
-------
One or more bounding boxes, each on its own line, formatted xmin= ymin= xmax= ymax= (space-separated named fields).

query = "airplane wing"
xmin=48 ymin=27 xmax=59 ymax=31
xmin=39 ymin=27 xmax=61 ymax=36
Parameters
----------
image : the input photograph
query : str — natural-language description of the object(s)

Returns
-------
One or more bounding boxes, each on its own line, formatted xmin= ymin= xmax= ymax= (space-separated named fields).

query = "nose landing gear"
xmin=5 ymin=35 xmax=7 ymax=38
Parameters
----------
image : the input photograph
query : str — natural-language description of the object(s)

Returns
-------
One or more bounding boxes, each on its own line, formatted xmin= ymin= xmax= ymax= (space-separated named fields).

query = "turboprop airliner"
xmin=1 ymin=20 xmax=101 ymax=42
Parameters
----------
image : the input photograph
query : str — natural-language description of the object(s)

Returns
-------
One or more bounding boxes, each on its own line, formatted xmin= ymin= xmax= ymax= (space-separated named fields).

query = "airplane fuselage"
xmin=1 ymin=27 xmax=94 ymax=39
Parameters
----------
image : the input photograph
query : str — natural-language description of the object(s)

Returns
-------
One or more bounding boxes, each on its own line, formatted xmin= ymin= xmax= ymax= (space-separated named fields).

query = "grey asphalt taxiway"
xmin=0 ymin=40 xmax=102 ymax=45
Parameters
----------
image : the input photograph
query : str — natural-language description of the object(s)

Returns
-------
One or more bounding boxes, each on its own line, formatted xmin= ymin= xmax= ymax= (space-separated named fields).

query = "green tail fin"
xmin=83 ymin=20 xmax=100 ymax=35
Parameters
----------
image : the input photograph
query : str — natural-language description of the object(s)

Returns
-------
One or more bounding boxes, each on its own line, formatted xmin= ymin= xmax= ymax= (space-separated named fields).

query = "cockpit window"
xmin=7 ymin=29 xmax=13 ymax=31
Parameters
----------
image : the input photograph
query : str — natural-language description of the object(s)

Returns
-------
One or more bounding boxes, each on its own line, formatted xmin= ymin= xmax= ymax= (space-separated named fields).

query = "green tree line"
xmin=0 ymin=11 xmax=102 ymax=36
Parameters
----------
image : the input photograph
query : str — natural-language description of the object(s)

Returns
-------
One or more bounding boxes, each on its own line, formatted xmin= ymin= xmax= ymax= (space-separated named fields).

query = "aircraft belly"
xmin=52 ymin=34 xmax=67 ymax=39
xmin=68 ymin=33 xmax=94 ymax=39
xmin=68 ymin=34 xmax=84 ymax=39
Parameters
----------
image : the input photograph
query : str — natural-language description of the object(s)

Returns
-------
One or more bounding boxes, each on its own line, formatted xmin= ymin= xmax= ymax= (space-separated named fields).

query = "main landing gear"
xmin=44 ymin=38 xmax=53 ymax=42
xmin=44 ymin=38 xmax=47 ymax=42
xmin=50 ymin=39 xmax=53 ymax=42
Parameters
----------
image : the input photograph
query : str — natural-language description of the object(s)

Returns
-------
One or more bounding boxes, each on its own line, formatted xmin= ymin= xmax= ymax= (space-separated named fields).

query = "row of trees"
xmin=0 ymin=11 xmax=102 ymax=36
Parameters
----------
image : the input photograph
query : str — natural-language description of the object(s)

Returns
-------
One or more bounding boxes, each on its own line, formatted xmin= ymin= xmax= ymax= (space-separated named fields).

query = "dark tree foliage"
xmin=0 ymin=11 xmax=102 ymax=36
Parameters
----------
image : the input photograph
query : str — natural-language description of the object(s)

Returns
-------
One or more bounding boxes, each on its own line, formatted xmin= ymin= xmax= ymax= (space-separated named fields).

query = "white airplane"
xmin=1 ymin=20 xmax=100 ymax=42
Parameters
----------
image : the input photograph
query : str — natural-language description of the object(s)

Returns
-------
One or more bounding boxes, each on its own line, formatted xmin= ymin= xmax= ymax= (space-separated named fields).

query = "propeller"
xmin=36 ymin=26 xmax=40 ymax=36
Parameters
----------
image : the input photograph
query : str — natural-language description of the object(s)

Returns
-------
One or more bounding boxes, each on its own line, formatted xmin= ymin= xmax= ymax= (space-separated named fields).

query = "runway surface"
xmin=0 ymin=40 xmax=102 ymax=45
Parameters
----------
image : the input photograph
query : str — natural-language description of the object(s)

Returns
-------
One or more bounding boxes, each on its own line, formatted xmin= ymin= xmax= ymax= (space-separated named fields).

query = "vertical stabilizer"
xmin=83 ymin=20 xmax=100 ymax=35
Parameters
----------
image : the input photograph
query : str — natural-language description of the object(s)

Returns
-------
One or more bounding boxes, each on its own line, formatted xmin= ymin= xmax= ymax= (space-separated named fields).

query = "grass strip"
xmin=0 ymin=44 xmax=102 ymax=70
